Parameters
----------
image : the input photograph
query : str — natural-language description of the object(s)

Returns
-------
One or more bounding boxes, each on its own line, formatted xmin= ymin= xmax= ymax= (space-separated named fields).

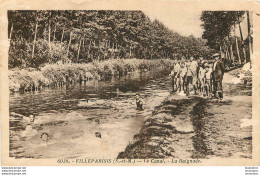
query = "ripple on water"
xmin=9 ymin=71 xmax=172 ymax=158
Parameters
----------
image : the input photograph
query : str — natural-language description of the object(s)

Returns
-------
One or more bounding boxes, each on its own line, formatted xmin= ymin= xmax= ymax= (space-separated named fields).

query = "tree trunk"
xmin=82 ymin=39 xmax=85 ymax=56
xmin=234 ymin=24 xmax=241 ymax=64
xmin=77 ymin=39 xmax=82 ymax=61
xmin=112 ymin=43 xmax=115 ymax=58
xmin=98 ymin=39 xmax=101 ymax=60
xmin=53 ymin=23 xmax=56 ymax=42
xmin=242 ymin=47 xmax=247 ymax=63
xmin=238 ymin=20 xmax=246 ymax=63
xmin=238 ymin=20 xmax=244 ymax=41
xmin=235 ymin=38 xmax=241 ymax=64
xmin=48 ymin=24 xmax=51 ymax=52
xmin=67 ymin=30 xmax=72 ymax=56
xmin=247 ymin=11 xmax=252 ymax=66
xmin=43 ymin=27 xmax=47 ymax=40
xmin=9 ymin=23 xmax=13 ymax=40
xmin=32 ymin=22 xmax=38 ymax=58
xmin=226 ymin=48 xmax=230 ymax=60
xmin=61 ymin=27 xmax=65 ymax=42
xmin=130 ymin=45 xmax=132 ymax=58
xmin=20 ymin=35 xmax=23 ymax=44
xmin=88 ymin=40 xmax=91 ymax=60
xmin=225 ymin=49 xmax=228 ymax=60
xmin=230 ymin=44 xmax=234 ymax=62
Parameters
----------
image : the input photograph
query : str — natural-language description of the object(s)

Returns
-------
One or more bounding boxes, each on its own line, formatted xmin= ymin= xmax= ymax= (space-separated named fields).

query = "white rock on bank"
xmin=240 ymin=118 xmax=252 ymax=128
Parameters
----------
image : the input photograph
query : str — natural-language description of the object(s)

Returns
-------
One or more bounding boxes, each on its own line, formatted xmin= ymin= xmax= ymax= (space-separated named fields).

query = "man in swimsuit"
xmin=189 ymin=57 xmax=199 ymax=95
xmin=170 ymin=62 xmax=181 ymax=92
xmin=179 ymin=61 xmax=187 ymax=93
xmin=205 ymin=63 xmax=213 ymax=98
xmin=198 ymin=61 xmax=206 ymax=96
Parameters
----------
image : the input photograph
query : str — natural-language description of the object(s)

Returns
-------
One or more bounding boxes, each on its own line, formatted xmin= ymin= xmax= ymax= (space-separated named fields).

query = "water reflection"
xmin=10 ymin=70 xmax=171 ymax=159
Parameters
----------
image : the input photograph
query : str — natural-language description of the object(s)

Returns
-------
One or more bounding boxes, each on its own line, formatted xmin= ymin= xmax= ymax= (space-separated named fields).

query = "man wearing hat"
xmin=212 ymin=53 xmax=225 ymax=100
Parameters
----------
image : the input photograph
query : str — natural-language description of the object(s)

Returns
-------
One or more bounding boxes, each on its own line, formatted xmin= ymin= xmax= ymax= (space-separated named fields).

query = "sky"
xmin=144 ymin=9 xmax=249 ymax=39
xmin=144 ymin=9 xmax=204 ymax=38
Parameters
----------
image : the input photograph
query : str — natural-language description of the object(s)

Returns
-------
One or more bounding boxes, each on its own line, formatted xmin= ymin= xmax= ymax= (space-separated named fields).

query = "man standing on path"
xmin=186 ymin=57 xmax=199 ymax=96
xmin=190 ymin=57 xmax=199 ymax=94
xmin=186 ymin=58 xmax=192 ymax=96
xmin=179 ymin=60 xmax=187 ymax=94
xmin=170 ymin=62 xmax=181 ymax=92
xmin=212 ymin=53 xmax=225 ymax=101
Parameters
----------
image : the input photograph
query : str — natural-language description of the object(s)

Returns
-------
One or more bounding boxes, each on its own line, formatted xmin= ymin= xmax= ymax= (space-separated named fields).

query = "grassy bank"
xmin=118 ymin=95 xmax=252 ymax=159
xmin=9 ymin=58 xmax=175 ymax=92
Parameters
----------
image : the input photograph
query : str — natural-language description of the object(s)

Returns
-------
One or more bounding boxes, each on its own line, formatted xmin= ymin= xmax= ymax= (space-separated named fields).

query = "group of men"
xmin=170 ymin=53 xmax=225 ymax=100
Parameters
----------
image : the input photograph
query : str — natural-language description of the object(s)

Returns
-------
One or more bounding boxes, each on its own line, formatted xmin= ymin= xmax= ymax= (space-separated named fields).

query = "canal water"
xmin=9 ymin=70 xmax=172 ymax=159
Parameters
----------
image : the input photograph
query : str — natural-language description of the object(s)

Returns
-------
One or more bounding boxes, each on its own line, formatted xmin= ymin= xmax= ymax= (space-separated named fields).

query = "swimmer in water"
xmin=95 ymin=119 xmax=100 ymax=124
xmin=136 ymin=93 xmax=143 ymax=110
xmin=95 ymin=132 xmax=102 ymax=138
xmin=40 ymin=132 xmax=50 ymax=142
xmin=21 ymin=124 xmax=37 ymax=138
xmin=29 ymin=114 xmax=35 ymax=123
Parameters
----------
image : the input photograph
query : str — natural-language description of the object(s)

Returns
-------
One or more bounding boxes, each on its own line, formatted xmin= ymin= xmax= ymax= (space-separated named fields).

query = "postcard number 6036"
xmin=57 ymin=159 xmax=70 ymax=163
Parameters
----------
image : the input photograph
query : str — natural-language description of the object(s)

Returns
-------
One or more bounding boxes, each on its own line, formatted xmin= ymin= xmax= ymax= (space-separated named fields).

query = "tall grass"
xmin=9 ymin=69 xmax=49 ymax=92
xmin=9 ymin=58 xmax=175 ymax=92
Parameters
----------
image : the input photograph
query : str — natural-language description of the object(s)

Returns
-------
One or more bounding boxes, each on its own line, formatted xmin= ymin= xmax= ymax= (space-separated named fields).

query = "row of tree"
xmin=200 ymin=11 xmax=253 ymax=65
xmin=8 ymin=10 xmax=213 ymax=68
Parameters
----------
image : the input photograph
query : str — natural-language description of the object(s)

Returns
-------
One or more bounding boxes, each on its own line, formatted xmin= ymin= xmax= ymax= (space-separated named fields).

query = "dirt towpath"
xmin=117 ymin=68 xmax=252 ymax=159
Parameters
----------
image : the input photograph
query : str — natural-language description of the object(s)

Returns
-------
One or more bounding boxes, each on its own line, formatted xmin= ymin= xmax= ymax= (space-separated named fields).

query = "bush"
xmin=9 ymin=69 xmax=48 ymax=92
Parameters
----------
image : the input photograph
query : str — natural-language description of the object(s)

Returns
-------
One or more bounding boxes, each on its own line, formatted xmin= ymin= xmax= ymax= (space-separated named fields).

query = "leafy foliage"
xmin=200 ymin=11 xmax=251 ymax=66
xmin=201 ymin=11 xmax=244 ymax=49
xmin=8 ymin=10 xmax=213 ymax=68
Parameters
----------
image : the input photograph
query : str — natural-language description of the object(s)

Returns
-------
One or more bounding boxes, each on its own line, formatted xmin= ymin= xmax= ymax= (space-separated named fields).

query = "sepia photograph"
xmin=1 ymin=0 xmax=260 ymax=167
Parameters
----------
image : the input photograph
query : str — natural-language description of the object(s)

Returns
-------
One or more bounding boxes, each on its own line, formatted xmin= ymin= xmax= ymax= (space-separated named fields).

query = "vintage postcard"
xmin=1 ymin=0 xmax=260 ymax=166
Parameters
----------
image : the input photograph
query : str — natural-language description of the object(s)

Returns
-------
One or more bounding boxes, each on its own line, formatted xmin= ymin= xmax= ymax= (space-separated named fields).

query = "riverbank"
xmin=117 ymin=67 xmax=252 ymax=159
xmin=9 ymin=58 xmax=175 ymax=92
